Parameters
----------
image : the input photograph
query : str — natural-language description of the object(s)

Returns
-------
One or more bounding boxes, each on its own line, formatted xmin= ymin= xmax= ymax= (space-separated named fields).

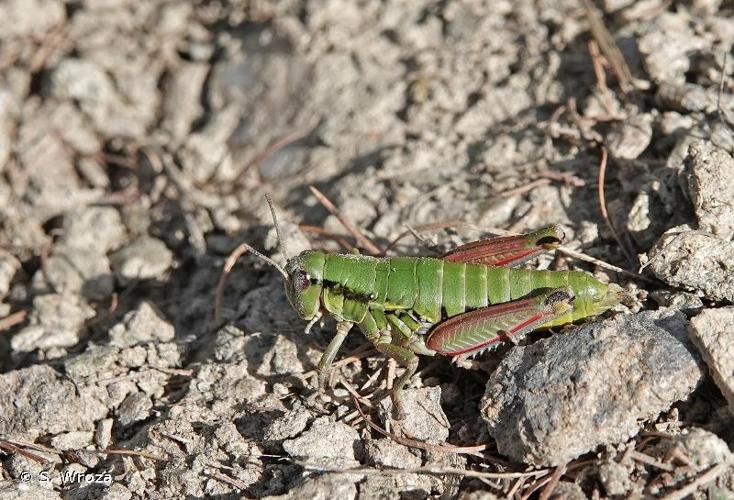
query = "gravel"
xmin=1 ymin=0 xmax=733 ymax=497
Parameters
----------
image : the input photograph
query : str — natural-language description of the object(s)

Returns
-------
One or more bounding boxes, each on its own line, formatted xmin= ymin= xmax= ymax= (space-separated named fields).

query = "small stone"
xmin=11 ymin=294 xmax=95 ymax=352
xmin=606 ymin=113 xmax=653 ymax=160
xmin=0 ymin=249 xmax=21 ymax=299
xmin=63 ymin=345 xmax=120 ymax=382
xmin=637 ymin=12 xmax=706 ymax=84
xmin=117 ymin=392 xmax=153 ymax=426
xmin=0 ymin=0 xmax=65 ymax=37
xmin=649 ymin=290 xmax=704 ymax=315
xmin=598 ymin=460 xmax=634 ymax=496
xmin=50 ymin=431 xmax=94 ymax=451
xmin=95 ymin=418 xmax=113 ymax=449
xmin=161 ymin=62 xmax=209 ymax=141
xmin=263 ymin=405 xmax=313 ymax=443
xmin=282 ymin=416 xmax=361 ymax=468
xmin=689 ymin=307 xmax=734 ymax=412
xmin=46 ymin=58 xmax=114 ymax=108
xmin=359 ymin=474 xmax=433 ymax=499
xmin=109 ymin=301 xmax=175 ymax=347
xmin=99 ymin=483 xmax=132 ymax=500
xmin=655 ymin=428 xmax=733 ymax=473
xmin=0 ymin=365 xmax=105 ymax=440
xmin=546 ymin=482 xmax=586 ymax=500
xmin=109 ymin=236 xmax=173 ymax=283
xmin=685 ymin=142 xmax=734 ymax=239
xmin=457 ymin=492 xmax=499 ymax=500
xmin=379 ymin=387 xmax=450 ymax=443
xmin=648 ymin=230 xmax=734 ymax=301
xmin=481 ymin=309 xmax=704 ymax=466
xmin=263 ymin=475 xmax=358 ymax=500
xmin=63 ymin=206 xmax=126 ymax=253
xmin=176 ymin=106 xmax=240 ymax=183
xmin=364 ymin=439 xmax=421 ymax=468
xmin=38 ymin=246 xmax=114 ymax=300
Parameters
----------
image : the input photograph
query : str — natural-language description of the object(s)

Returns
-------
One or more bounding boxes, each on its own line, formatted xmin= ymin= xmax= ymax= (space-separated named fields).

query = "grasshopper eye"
xmin=293 ymin=271 xmax=310 ymax=292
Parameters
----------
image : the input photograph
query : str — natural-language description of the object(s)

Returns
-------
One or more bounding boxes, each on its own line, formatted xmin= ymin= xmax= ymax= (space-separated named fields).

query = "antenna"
xmin=241 ymin=242 xmax=289 ymax=282
xmin=265 ymin=193 xmax=292 ymax=258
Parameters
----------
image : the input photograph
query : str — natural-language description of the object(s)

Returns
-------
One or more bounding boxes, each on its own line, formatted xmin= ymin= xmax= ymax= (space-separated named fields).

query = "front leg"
xmin=316 ymin=321 xmax=352 ymax=389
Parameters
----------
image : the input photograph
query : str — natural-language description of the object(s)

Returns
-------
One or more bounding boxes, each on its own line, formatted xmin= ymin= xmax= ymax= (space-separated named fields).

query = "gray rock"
xmin=38 ymin=245 xmax=114 ymax=300
xmin=263 ymin=405 xmax=313 ymax=443
xmin=606 ymin=113 xmax=653 ymax=160
xmin=637 ymin=12 xmax=706 ymax=84
xmin=50 ymin=430 xmax=94 ymax=451
xmin=109 ymin=301 xmax=175 ymax=347
xmin=0 ymin=90 xmax=15 ymax=173
xmin=379 ymin=387 xmax=450 ymax=443
xmin=598 ymin=460 xmax=635 ymax=496
xmin=0 ymin=248 xmax=20 ymax=299
xmin=481 ymin=310 xmax=704 ymax=466
xmin=545 ymin=482 xmax=586 ymax=500
xmin=63 ymin=345 xmax=121 ymax=382
xmin=0 ymin=365 xmax=105 ymax=440
xmin=46 ymin=58 xmax=115 ymax=108
xmin=689 ymin=307 xmax=734 ymax=412
xmin=45 ymin=57 xmax=154 ymax=138
xmin=263 ymin=475 xmax=358 ymax=500
xmin=655 ymin=428 xmax=733 ymax=472
xmin=176 ymin=105 xmax=239 ymax=183
xmin=0 ymin=484 xmax=59 ymax=500
xmin=109 ymin=236 xmax=173 ymax=283
xmin=649 ymin=290 xmax=704 ymax=314
xmin=95 ymin=418 xmax=113 ymax=449
xmin=685 ymin=142 xmax=734 ymax=239
xmin=63 ymin=206 xmax=126 ymax=253
xmin=161 ymin=62 xmax=209 ymax=141
xmin=11 ymin=293 xmax=95 ymax=352
xmin=117 ymin=392 xmax=153 ymax=426
xmin=282 ymin=416 xmax=361 ymax=468
xmin=364 ymin=439 xmax=421 ymax=468
xmin=457 ymin=492 xmax=499 ymax=500
xmin=358 ymin=439 xmax=434 ymax=499
xmin=3 ymin=453 xmax=59 ymax=491
xmin=359 ymin=474 xmax=433 ymax=500
xmin=648 ymin=230 xmax=734 ymax=301
xmin=0 ymin=0 xmax=65 ymax=37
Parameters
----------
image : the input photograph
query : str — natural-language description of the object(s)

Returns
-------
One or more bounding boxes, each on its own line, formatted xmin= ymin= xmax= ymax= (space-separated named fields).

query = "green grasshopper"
xmin=246 ymin=205 xmax=623 ymax=418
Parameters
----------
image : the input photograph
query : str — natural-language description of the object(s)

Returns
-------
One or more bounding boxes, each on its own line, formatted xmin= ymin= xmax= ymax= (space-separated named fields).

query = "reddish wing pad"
xmin=442 ymin=225 xmax=564 ymax=267
xmin=426 ymin=288 xmax=573 ymax=357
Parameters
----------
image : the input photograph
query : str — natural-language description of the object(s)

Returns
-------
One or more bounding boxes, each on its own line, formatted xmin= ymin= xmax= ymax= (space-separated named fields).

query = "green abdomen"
xmin=320 ymin=255 xmax=596 ymax=326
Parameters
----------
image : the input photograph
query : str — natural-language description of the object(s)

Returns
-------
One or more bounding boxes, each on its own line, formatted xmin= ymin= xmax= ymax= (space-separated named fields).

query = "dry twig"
xmin=309 ymin=186 xmax=382 ymax=255
xmin=660 ymin=463 xmax=728 ymax=500
xmin=0 ymin=310 xmax=27 ymax=332
xmin=299 ymin=224 xmax=355 ymax=252
xmin=349 ymin=390 xmax=488 ymax=455
xmin=304 ymin=463 xmax=551 ymax=481
xmin=580 ymin=0 xmax=637 ymax=92
xmin=538 ymin=463 xmax=567 ymax=500
xmin=597 ymin=146 xmax=637 ymax=267
xmin=213 ymin=242 xmax=251 ymax=323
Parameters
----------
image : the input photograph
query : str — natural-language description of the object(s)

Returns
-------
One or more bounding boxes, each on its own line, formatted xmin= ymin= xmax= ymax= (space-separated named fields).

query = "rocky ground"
xmin=1 ymin=0 xmax=734 ymax=498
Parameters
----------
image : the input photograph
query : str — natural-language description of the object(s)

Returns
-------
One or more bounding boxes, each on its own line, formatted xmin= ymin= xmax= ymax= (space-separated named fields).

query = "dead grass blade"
xmin=579 ymin=0 xmax=638 ymax=93
xmin=309 ymin=186 xmax=382 ymax=255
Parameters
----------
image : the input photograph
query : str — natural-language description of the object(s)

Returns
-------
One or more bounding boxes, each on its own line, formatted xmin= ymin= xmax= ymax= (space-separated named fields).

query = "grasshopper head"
xmin=284 ymin=250 xmax=325 ymax=321
xmin=584 ymin=281 xmax=625 ymax=316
